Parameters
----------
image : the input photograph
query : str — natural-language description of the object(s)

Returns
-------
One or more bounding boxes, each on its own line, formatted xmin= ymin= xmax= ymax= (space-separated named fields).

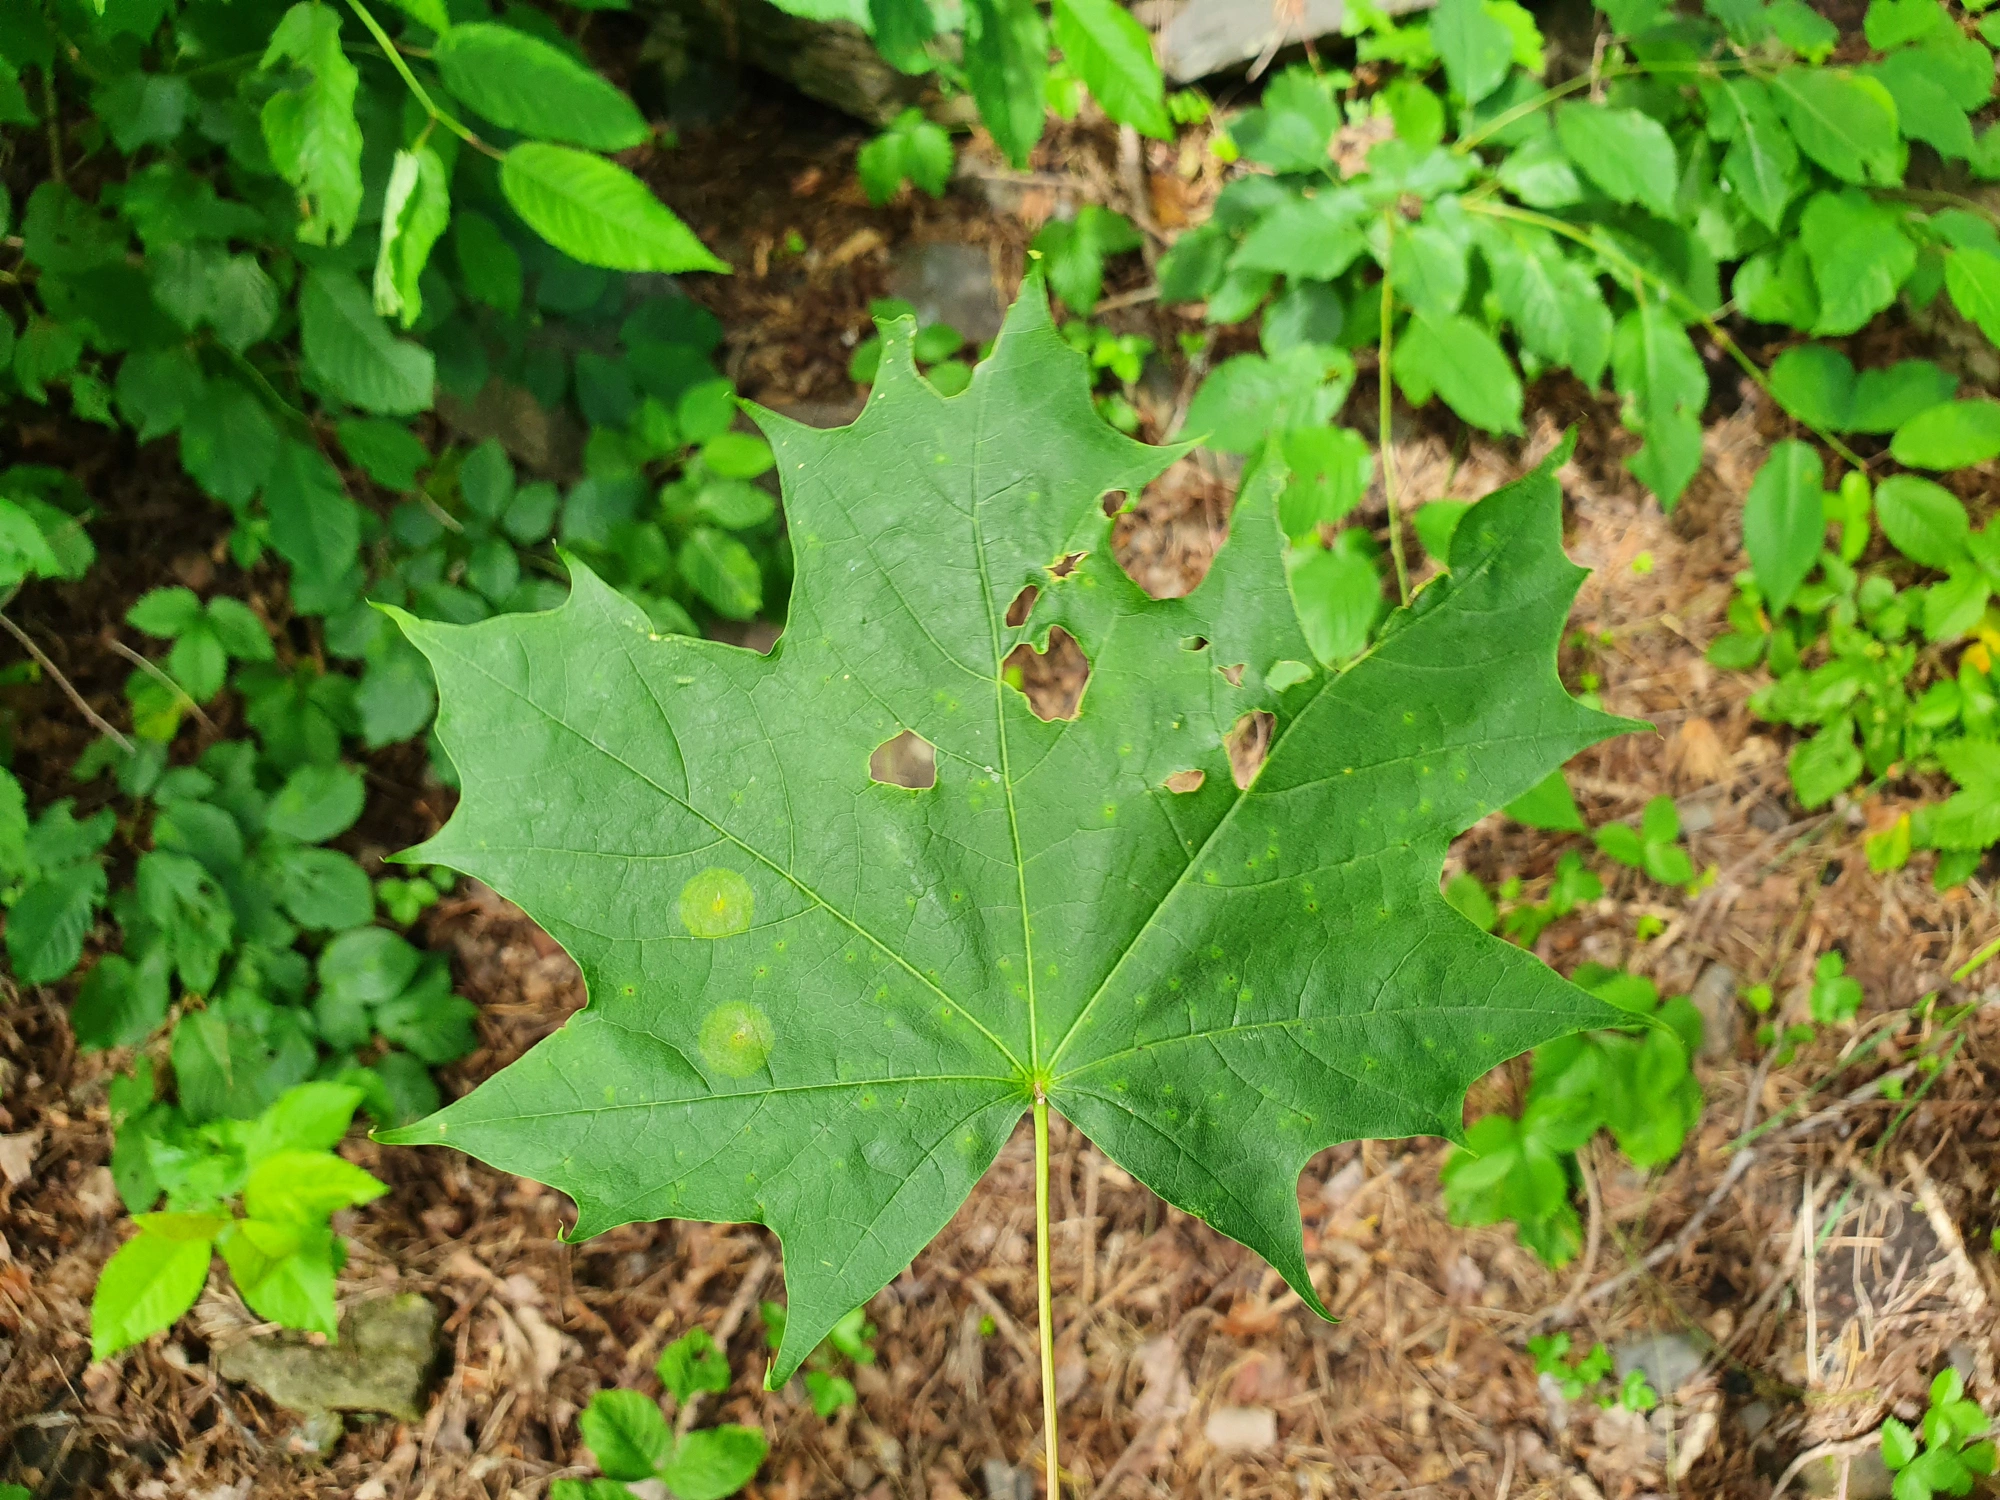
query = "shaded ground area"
xmin=2 ymin=70 xmax=1998 ymax=1500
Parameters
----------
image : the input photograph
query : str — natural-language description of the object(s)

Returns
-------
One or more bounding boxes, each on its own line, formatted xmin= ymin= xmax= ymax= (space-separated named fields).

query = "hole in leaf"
xmin=1050 ymin=551 xmax=1086 ymax=578
xmin=1112 ymin=458 xmax=1230 ymax=601
xmin=1164 ymin=769 xmax=1206 ymax=794
xmin=1226 ymin=710 xmax=1275 ymax=789
xmin=1003 ymin=627 xmax=1090 ymax=722
xmin=1181 ymin=635 xmax=1209 ymax=652
xmin=1101 ymin=491 xmax=1128 ymax=518
xmin=1005 ymin=585 xmax=1038 ymax=628
xmin=1219 ymin=663 xmax=1246 ymax=687
xmin=870 ymin=730 xmax=937 ymax=789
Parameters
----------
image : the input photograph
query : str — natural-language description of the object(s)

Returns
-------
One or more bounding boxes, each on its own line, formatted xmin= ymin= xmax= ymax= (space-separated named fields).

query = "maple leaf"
xmin=380 ymin=285 xmax=1632 ymax=1380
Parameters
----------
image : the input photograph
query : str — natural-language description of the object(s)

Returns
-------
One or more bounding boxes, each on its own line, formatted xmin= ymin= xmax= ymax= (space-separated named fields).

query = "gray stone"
xmin=1689 ymin=962 xmax=1739 ymax=1062
xmin=1799 ymin=1449 xmax=1893 ymax=1498
xmin=1157 ymin=0 xmax=1432 ymax=82
xmin=215 ymin=1294 xmax=441 ymax=1422
xmin=1613 ymin=1333 xmax=1704 ymax=1400
xmin=888 ymin=243 xmax=1004 ymax=344
xmin=981 ymin=1458 xmax=1036 ymax=1500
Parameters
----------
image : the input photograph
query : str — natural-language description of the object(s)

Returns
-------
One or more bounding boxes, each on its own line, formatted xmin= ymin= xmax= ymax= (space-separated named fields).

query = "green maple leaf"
xmin=379 ymin=286 xmax=1632 ymax=1382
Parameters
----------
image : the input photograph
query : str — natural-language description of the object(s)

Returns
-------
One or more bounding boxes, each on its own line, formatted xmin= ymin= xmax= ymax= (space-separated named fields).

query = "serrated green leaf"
xmin=1392 ymin=311 xmax=1524 ymax=434
xmin=857 ymin=109 xmax=954 ymax=205
xmin=1498 ymin=135 xmax=1585 ymax=209
xmin=454 ymin=210 xmax=524 ymax=317
xmin=217 ymin=1217 xmax=338 ymax=1333
xmin=338 ymin=419 xmax=429 ymax=491
xmin=1767 ymin=343 xmax=1853 ymax=431
xmin=1184 ymin=347 xmax=1352 ymax=452
xmin=1432 ymin=0 xmax=1514 ymax=105
xmin=501 ymin=144 xmax=729 ymax=274
xmin=434 ymin=23 xmax=649 ymax=150
xmin=1717 ymin=78 xmax=1799 ymax=232
xmin=1742 ymin=440 xmax=1823 ymax=613
xmin=272 ymin=845 xmax=375 ymax=930
xmin=1945 ymin=247 xmax=2000 ymax=347
xmin=1556 ymin=103 xmax=1678 ymax=218
xmin=1800 ymin=191 xmax=1915 ymax=336
xmin=1850 ymin=361 xmax=1959 ymax=433
xmin=1770 ymin=69 xmax=1903 ymax=185
xmin=677 ymin=526 xmax=762 ymax=619
xmin=301 ymin=271 xmax=434 ymax=416
xmin=243 ymin=1148 xmax=386 ymax=1224
xmin=128 ymin=585 xmax=204 ymax=638
xmin=1504 ymin=768 xmax=1586 ymax=832
xmin=1875 ymin=474 xmax=1972 ymax=568
xmin=964 ymin=0 xmax=1048 ymax=168
xmin=1052 ymin=0 xmax=1170 ymax=138
xmin=263 ymin=437 xmax=361 ymax=591
xmin=374 ymin=147 xmax=450 ymax=328
xmin=1231 ymin=68 xmax=1341 ymax=174
xmin=1286 ymin=529 xmax=1384 ymax=664
xmin=657 ymin=1326 xmax=732 ymax=1402
xmin=1032 ymin=204 xmax=1142 ymax=315
xmin=580 ymin=1389 xmax=673 ymax=1481
xmin=91 ymin=1222 xmax=215 ymax=1358
xmin=6 ymin=860 xmax=108 ymax=983
xmin=1232 ymin=193 xmax=1369 ymax=281
xmin=1735 ymin=243 xmax=1820 ymax=329
xmin=377 ymin=288 xmax=1631 ymax=1381
xmin=659 ymin=1426 xmax=769 ymax=1500
xmin=1891 ymin=400 xmax=2000 ymax=470
xmin=1869 ymin=52 xmax=1975 ymax=160
xmin=1611 ymin=300 xmax=1704 ymax=508
xmin=1475 ymin=220 xmax=1612 ymax=387
xmin=1864 ymin=0 xmax=1947 ymax=49
xmin=266 ymin=763 xmax=366 ymax=843
xmin=1390 ymin=221 xmax=1468 ymax=320
xmin=260 ymin=3 xmax=364 ymax=246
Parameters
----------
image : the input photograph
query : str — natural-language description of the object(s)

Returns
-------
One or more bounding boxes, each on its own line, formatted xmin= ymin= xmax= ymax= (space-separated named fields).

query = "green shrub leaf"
xmin=501 ymin=144 xmax=729 ymax=274
xmin=963 ymin=0 xmax=1048 ymax=168
xmin=1392 ymin=311 xmax=1524 ymax=434
xmin=1800 ymin=191 xmax=1915 ymax=335
xmin=1742 ymin=441 xmax=1824 ymax=614
xmin=1890 ymin=401 xmax=2000 ymax=470
xmin=1770 ymin=70 xmax=1903 ymax=185
xmin=1611 ymin=302 xmax=1705 ymax=508
xmin=91 ymin=1217 xmax=222 ymax=1358
xmin=434 ymin=23 xmax=649 ymax=150
xmin=374 ymin=147 xmax=450 ymax=328
xmin=1875 ymin=474 xmax=1972 ymax=568
xmin=1555 ymin=103 xmax=1678 ymax=218
xmin=1051 ymin=0 xmax=1170 ymax=138
xmin=259 ymin=3 xmax=364 ymax=246
xmin=301 ymin=271 xmax=434 ymax=415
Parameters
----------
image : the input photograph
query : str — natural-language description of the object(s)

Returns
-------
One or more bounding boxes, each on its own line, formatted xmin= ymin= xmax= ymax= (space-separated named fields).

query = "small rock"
xmin=1798 ymin=1448 xmax=1893 ymax=1498
xmin=286 ymin=1408 xmax=345 ymax=1460
xmin=215 ymin=1294 xmax=441 ymax=1422
xmin=1738 ymin=1399 xmax=1773 ymax=1438
xmin=1157 ymin=0 xmax=1432 ymax=81
xmin=1204 ymin=1405 xmax=1277 ymax=1451
xmin=980 ymin=1458 xmax=1035 ymax=1500
xmin=1688 ymin=963 xmax=1739 ymax=1061
xmin=1614 ymin=1333 xmax=1704 ymax=1400
xmin=888 ymin=243 xmax=1004 ymax=344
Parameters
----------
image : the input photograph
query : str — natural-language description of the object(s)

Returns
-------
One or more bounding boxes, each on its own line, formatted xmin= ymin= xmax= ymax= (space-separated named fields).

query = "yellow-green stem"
xmin=1378 ymin=229 xmax=1411 ymax=607
xmin=1033 ymin=1090 xmax=1059 ymax=1497
xmin=341 ymin=0 xmax=501 ymax=158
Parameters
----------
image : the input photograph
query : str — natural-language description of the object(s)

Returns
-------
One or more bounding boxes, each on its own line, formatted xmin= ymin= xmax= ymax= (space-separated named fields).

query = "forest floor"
xmin=3 ymin=75 xmax=1999 ymax=1500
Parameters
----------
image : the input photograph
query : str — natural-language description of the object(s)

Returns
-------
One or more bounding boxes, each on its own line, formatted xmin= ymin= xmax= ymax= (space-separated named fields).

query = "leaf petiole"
xmin=340 ymin=0 xmax=503 ymax=160
xmin=1378 ymin=219 xmax=1410 ymax=606
xmin=1034 ymin=1088 xmax=1061 ymax=1496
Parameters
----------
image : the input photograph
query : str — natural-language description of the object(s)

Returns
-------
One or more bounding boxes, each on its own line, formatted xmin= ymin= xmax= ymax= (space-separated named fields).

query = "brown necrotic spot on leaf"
xmin=1004 ymin=584 xmax=1039 ymax=628
xmin=1003 ymin=627 xmax=1090 ymax=722
xmin=1226 ymin=710 xmax=1275 ymax=789
xmin=870 ymin=729 xmax=937 ymax=789
xmin=1164 ymin=769 xmax=1206 ymax=794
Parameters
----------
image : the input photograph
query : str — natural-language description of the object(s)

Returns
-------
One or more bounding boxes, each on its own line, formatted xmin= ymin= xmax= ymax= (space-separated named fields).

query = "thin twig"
xmin=104 ymin=638 xmax=218 ymax=733
xmin=0 ymin=614 xmax=132 ymax=751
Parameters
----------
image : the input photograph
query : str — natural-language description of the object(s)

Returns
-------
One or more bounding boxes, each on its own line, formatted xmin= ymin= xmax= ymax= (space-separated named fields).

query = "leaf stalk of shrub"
xmin=341 ymin=0 xmax=503 ymax=160
xmin=1034 ymin=1089 xmax=1061 ymax=1495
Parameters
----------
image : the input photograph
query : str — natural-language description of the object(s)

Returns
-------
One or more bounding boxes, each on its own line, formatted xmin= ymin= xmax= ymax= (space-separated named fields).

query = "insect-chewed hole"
xmin=1005 ymin=584 xmax=1039 ymax=628
xmin=1050 ymin=551 xmax=1086 ymax=578
xmin=1164 ymin=768 xmax=1206 ymax=794
xmin=1003 ymin=626 xmax=1090 ymax=722
xmin=1100 ymin=491 xmax=1129 ymax=518
xmin=1218 ymin=663 xmax=1246 ymax=687
xmin=1181 ymin=635 xmax=1209 ymax=652
xmin=870 ymin=729 xmax=937 ymax=789
xmin=1226 ymin=710 xmax=1275 ymax=789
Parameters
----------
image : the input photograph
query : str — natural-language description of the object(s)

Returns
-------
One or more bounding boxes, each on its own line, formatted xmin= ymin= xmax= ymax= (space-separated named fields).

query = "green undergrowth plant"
xmin=562 ymin=1326 xmax=769 ymax=1500
xmin=376 ymin=283 xmax=1643 ymax=1488
xmin=850 ymin=298 xmax=981 ymax=396
xmin=90 ymin=1079 xmax=386 ymax=1357
xmin=1713 ymin=450 xmax=2000 ymax=887
xmin=1149 ymin=0 xmax=2000 ymax=711
xmin=1442 ymin=964 xmax=1704 ymax=1264
xmin=1881 ymin=1368 xmax=1996 ymax=1500
xmin=761 ymin=1299 xmax=877 ymax=1417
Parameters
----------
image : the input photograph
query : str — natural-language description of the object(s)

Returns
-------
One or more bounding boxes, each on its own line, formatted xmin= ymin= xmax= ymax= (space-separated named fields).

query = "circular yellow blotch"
xmin=699 ymin=1002 xmax=774 ymax=1078
xmin=680 ymin=867 xmax=754 ymax=939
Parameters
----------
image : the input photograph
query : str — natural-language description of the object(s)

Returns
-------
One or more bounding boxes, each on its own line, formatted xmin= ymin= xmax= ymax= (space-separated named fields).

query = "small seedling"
xmin=562 ymin=1348 xmax=768 ymax=1500
xmin=1880 ymin=1368 xmax=1995 ymax=1500
xmin=1528 ymin=1333 xmax=1613 ymax=1400
xmin=1809 ymin=951 xmax=1864 ymax=1024
xmin=761 ymin=1301 xmax=876 ymax=1417
xmin=1593 ymin=796 xmax=1696 ymax=887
